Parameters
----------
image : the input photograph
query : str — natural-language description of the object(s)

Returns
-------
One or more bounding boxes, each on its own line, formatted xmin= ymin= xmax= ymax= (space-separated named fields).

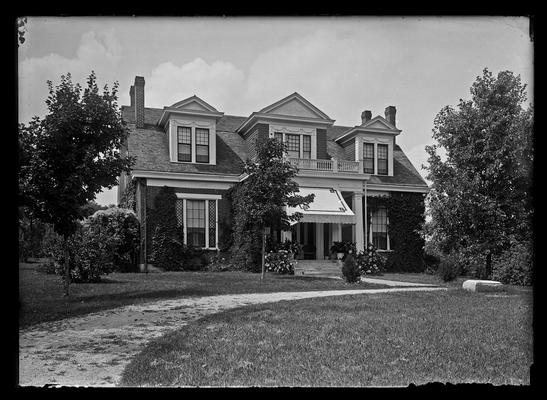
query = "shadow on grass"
xmin=75 ymin=288 xmax=210 ymax=304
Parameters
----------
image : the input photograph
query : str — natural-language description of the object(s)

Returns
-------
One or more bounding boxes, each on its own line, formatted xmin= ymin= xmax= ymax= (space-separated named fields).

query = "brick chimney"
xmin=129 ymin=85 xmax=135 ymax=108
xmin=134 ymin=76 xmax=145 ymax=128
xmin=361 ymin=110 xmax=372 ymax=125
xmin=384 ymin=106 xmax=396 ymax=127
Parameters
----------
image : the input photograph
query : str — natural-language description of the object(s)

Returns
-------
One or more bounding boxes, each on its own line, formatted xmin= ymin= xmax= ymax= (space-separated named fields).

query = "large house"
xmin=119 ymin=76 xmax=429 ymax=270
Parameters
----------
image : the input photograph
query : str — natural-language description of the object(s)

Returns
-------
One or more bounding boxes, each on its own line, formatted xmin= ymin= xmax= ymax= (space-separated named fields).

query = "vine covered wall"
xmin=367 ymin=192 xmax=426 ymax=272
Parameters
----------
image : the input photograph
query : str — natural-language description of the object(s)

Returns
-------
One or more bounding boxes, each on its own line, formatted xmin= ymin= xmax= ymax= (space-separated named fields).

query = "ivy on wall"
xmin=118 ymin=178 xmax=137 ymax=212
xmin=367 ymin=192 xmax=426 ymax=272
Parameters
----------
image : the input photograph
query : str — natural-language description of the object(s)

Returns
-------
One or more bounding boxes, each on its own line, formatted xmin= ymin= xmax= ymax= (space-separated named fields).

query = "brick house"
xmin=119 ymin=76 xmax=429 ymax=270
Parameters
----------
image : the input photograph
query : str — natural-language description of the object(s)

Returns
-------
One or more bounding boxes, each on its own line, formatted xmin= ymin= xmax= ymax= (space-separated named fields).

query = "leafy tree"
xmin=424 ymin=68 xmax=533 ymax=279
xmin=17 ymin=17 xmax=27 ymax=46
xmin=80 ymin=200 xmax=109 ymax=218
xmin=19 ymin=72 xmax=134 ymax=295
xmin=230 ymin=137 xmax=314 ymax=274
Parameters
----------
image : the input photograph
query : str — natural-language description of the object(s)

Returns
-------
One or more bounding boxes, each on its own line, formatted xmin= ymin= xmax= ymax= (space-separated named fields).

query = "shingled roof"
xmin=122 ymin=106 xmax=428 ymax=187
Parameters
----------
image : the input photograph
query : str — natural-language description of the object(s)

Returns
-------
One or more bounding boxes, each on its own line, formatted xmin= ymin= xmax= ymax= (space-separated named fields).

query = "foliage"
xmin=86 ymin=207 xmax=140 ymax=272
xmin=330 ymin=241 xmax=356 ymax=255
xmin=18 ymin=72 xmax=134 ymax=294
xmin=265 ymin=250 xmax=295 ymax=275
xmin=206 ymin=252 xmax=241 ymax=272
xmin=119 ymin=178 xmax=137 ymax=212
xmin=17 ymin=17 xmax=27 ymax=46
xmin=44 ymin=226 xmax=115 ymax=283
xmin=424 ymin=68 xmax=533 ymax=278
xmin=492 ymin=239 xmax=533 ymax=286
xmin=80 ymin=201 xmax=108 ymax=219
xmin=437 ymin=252 xmax=462 ymax=282
xmin=18 ymin=207 xmax=53 ymax=261
xmin=341 ymin=253 xmax=360 ymax=283
xmin=368 ymin=193 xmax=426 ymax=272
xmin=230 ymin=138 xmax=314 ymax=271
xmin=355 ymin=243 xmax=387 ymax=275
xmin=266 ymin=238 xmax=301 ymax=254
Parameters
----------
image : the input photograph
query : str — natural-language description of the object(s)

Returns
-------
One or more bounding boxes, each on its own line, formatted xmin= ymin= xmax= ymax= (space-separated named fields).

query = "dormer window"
xmin=275 ymin=131 xmax=313 ymax=159
xmin=195 ymin=128 xmax=210 ymax=163
xmin=302 ymin=135 xmax=311 ymax=159
xmin=363 ymin=143 xmax=375 ymax=174
xmin=377 ymin=144 xmax=388 ymax=175
xmin=177 ymin=127 xmax=192 ymax=162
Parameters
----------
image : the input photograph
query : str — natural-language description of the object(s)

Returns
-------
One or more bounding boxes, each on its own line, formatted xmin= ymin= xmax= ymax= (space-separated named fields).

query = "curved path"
xmin=19 ymin=285 xmax=446 ymax=387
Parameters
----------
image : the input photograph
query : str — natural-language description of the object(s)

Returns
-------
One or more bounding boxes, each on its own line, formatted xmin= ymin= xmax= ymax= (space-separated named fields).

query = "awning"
xmin=287 ymin=187 xmax=355 ymax=225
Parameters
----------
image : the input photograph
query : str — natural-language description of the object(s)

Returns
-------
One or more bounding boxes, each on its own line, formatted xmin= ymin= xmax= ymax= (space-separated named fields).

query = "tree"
xmin=17 ymin=17 xmax=27 ymax=46
xmin=80 ymin=200 xmax=109 ymax=218
xmin=424 ymin=68 xmax=533 ymax=279
xmin=19 ymin=72 xmax=134 ymax=296
xmin=230 ymin=137 xmax=314 ymax=274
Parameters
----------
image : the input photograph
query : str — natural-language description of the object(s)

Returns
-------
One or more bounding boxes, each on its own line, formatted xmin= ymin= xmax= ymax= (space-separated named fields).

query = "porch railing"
xmin=288 ymin=158 xmax=362 ymax=174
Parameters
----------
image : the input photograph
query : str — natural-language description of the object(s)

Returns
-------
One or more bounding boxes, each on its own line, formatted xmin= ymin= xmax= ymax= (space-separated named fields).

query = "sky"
xmin=18 ymin=16 xmax=533 ymax=206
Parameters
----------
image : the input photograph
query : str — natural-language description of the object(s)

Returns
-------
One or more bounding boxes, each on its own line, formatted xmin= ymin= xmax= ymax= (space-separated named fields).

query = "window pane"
xmin=178 ymin=144 xmax=192 ymax=162
xmin=177 ymin=127 xmax=192 ymax=144
xmin=363 ymin=143 xmax=374 ymax=173
xmin=186 ymin=200 xmax=206 ymax=247
xmin=274 ymin=132 xmax=283 ymax=143
xmin=378 ymin=144 xmax=388 ymax=159
xmin=195 ymin=128 xmax=209 ymax=163
xmin=378 ymin=159 xmax=388 ymax=175
xmin=302 ymin=135 xmax=311 ymax=159
xmin=372 ymin=207 xmax=388 ymax=250
xmin=286 ymin=134 xmax=300 ymax=158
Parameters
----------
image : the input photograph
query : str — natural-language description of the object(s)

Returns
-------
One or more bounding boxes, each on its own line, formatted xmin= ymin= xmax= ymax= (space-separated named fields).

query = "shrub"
xmin=355 ymin=243 xmax=387 ymax=275
xmin=150 ymin=225 xmax=185 ymax=271
xmin=342 ymin=252 xmax=360 ymax=283
xmin=423 ymin=250 xmax=441 ymax=275
xmin=37 ymin=259 xmax=57 ymax=274
xmin=86 ymin=207 xmax=140 ymax=272
xmin=207 ymin=252 xmax=240 ymax=272
xmin=45 ymin=227 xmax=115 ymax=283
xmin=265 ymin=250 xmax=295 ymax=275
xmin=492 ymin=239 xmax=533 ymax=286
xmin=437 ymin=252 xmax=461 ymax=282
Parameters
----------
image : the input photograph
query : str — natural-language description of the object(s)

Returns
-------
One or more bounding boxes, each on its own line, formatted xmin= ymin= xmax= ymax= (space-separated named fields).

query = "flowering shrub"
xmin=492 ymin=239 xmax=533 ymax=286
xmin=355 ymin=243 xmax=387 ymax=275
xmin=265 ymin=250 xmax=295 ymax=275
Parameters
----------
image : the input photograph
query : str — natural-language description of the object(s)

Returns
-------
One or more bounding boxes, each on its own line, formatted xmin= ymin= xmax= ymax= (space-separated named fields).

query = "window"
xmin=371 ymin=207 xmax=388 ymax=250
xmin=274 ymin=132 xmax=283 ymax=143
xmin=176 ymin=198 xmax=218 ymax=249
xmin=195 ymin=128 xmax=210 ymax=163
xmin=377 ymin=144 xmax=388 ymax=175
xmin=302 ymin=135 xmax=311 ymax=159
xmin=363 ymin=143 xmax=374 ymax=174
xmin=177 ymin=127 xmax=192 ymax=162
xmin=286 ymin=134 xmax=300 ymax=158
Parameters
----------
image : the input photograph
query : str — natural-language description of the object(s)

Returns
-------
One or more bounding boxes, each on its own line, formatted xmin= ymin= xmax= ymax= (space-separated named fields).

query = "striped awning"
xmin=287 ymin=187 xmax=355 ymax=225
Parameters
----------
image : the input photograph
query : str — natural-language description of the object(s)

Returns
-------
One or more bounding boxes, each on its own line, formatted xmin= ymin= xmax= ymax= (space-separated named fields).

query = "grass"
xmin=120 ymin=289 xmax=533 ymax=387
xmin=19 ymin=262 xmax=390 ymax=328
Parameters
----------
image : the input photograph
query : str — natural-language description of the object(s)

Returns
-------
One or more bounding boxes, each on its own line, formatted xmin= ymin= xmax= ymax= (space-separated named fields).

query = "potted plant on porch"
xmin=330 ymin=241 xmax=346 ymax=260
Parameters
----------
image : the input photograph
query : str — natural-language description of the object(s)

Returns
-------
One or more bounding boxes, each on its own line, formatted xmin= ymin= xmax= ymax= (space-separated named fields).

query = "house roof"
xmin=121 ymin=106 xmax=428 ymax=187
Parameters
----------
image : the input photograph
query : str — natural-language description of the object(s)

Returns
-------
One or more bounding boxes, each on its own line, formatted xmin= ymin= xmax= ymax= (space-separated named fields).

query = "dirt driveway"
xmin=19 ymin=286 xmax=446 ymax=387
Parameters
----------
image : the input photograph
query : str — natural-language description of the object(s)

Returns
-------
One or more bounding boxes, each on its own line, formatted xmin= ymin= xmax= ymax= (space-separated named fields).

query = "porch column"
xmin=354 ymin=192 xmax=365 ymax=252
xmin=332 ymin=223 xmax=342 ymax=243
xmin=315 ymin=223 xmax=324 ymax=259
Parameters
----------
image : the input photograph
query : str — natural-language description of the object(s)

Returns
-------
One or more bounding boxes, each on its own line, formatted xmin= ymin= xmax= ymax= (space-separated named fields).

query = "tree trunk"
xmin=63 ymin=235 xmax=70 ymax=297
xmin=261 ymin=228 xmax=266 ymax=280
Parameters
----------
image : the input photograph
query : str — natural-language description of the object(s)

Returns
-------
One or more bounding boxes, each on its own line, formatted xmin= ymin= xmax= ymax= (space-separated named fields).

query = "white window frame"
xmin=268 ymin=124 xmax=317 ymax=159
xmin=169 ymin=119 xmax=216 ymax=165
xmin=176 ymin=193 xmax=221 ymax=250
xmin=358 ymin=136 xmax=393 ymax=176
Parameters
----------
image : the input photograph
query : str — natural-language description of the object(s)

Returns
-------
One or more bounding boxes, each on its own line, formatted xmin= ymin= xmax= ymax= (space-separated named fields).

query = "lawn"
xmin=120 ymin=289 xmax=533 ymax=387
xmin=19 ymin=262 xmax=390 ymax=328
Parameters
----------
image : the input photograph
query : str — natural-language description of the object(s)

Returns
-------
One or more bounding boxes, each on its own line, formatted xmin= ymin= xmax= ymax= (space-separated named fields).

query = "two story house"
xmin=119 ymin=76 xmax=429 ymax=270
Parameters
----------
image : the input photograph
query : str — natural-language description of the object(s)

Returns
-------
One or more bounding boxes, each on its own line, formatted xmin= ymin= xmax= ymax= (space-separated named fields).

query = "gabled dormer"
xmin=158 ymin=95 xmax=224 ymax=165
xmin=236 ymin=92 xmax=335 ymax=160
xmin=334 ymin=107 xmax=402 ymax=176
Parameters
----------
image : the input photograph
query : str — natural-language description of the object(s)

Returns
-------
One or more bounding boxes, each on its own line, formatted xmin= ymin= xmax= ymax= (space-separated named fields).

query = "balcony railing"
xmin=288 ymin=158 xmax=362 ymax=174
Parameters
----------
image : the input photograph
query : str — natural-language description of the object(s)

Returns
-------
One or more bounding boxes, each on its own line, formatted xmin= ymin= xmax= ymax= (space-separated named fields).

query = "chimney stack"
xmin=384 ymin=106 xmax=396 ymax=127
xmin=134 ymin=76 xmax=145 ymax=128
xmin=129 ymin=85 xmax=135 ymax=108
xmin=361 ymin=110 xmax=372 ymax=125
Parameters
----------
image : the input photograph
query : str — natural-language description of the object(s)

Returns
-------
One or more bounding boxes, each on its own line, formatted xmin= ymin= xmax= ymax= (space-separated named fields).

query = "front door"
xmin=296 ymin=222 xmax=316 ymax=259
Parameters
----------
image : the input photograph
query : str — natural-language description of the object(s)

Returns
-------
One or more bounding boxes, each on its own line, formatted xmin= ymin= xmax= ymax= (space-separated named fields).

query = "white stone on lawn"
xmin=462 ymin=279 xmax=504 ymax=292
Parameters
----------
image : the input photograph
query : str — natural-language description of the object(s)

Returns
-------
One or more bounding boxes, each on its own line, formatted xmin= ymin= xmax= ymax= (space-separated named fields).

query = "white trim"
xmin=205 ymin=199 xmax=209 ymax=249
xmin=236 ymin=112 xmax=335 ymax=135
xmin=183 ymin=198 xmax=187 ymax=246
xmin=147 ymin=178 xmax=233 ymax=190
xmin=259 ymin=92 xmax=333 ymax=120
xmin=366 ymin=183 xmax=430 ymax=193
xmin=215 ymin=199 xmax=219 ymax=249
xmin=132 ymin=170 xmax=242 ymax=182
xmin=175 ymin=193 xmax=222 ymax=200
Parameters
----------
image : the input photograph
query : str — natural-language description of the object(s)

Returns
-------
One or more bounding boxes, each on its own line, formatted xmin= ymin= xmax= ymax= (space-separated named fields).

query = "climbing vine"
xmin=119 ymin=177 xmax=137 ymax=212
xmin=367 ymin=192 xmax=426 ymax=272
